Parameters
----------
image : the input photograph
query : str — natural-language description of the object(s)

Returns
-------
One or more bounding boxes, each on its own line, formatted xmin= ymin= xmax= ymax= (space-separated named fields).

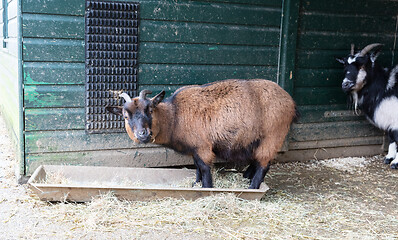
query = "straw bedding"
xmin=32 ymin=155 xmax=398 ymax=239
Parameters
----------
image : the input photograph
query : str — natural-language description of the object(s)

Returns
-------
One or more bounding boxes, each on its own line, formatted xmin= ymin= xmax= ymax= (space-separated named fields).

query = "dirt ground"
xmin=0 ymin=112 xmax=398 ymax=239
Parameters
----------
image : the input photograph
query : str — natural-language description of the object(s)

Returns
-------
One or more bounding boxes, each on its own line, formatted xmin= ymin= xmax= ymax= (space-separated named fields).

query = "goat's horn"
xmin=350 ymin=44 xmax=355 ymax=55
xmin=139 ymin=90 xmax=152 ymax=100
xmin=358 ymin=43 xmax=383 ymax=57
xmin=119 ymin=93 xmax=132 ymax=103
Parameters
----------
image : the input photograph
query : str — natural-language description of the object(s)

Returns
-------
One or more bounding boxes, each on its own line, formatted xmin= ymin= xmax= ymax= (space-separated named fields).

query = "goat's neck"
xmin=367 ymin=63 xmax=388 ymax=90
xmin=356 ymin=64 xmax=388 ymax=116
xmin=151 ymin=102 xmax=174 ymax=145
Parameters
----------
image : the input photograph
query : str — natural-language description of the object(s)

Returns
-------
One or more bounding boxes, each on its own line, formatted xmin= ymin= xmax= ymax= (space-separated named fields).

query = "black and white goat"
xmin=336 ymin=43 xmax=398 ymax=168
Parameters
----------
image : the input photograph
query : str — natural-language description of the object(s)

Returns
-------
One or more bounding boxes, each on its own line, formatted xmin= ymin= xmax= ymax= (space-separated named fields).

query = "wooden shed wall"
xmin=21 ymin=0 xmax=397 ymax=175
xmin=0 ymin=0 xmax=23 ymax=175
xmin=22 ymin=0 xmax=284 ymax=174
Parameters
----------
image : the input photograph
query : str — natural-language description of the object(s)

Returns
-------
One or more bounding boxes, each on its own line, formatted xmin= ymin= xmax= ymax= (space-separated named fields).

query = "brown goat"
xmin=106 ymin=79 xmax=297 ymax=189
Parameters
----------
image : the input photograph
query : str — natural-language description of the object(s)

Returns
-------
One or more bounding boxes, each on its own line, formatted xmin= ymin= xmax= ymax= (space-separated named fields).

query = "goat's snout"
xmin=138 ymin=129 xmax=148 ymax=137
xmin=135 ymin=128 xmax=152 ymax=143
xmin=342 ymin=79 xmax=354 ymax=93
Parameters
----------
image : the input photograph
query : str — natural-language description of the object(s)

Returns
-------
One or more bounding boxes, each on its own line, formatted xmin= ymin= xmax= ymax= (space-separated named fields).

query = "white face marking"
xmin=343 ymin=78 xmax=351 ymax=83
xmin=347 ymin=56 xmax=357 ymax=64
xmin=373 ymin=96 xmax=398 ymax=130
xmin=386 ymin=142 xmax=397 ymax=160
xmin=353 ymin=68 xmax=367 ymax=91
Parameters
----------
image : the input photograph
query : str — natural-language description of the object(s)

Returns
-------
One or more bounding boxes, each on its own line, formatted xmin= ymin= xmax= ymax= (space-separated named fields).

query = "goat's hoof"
xmin=384 ymin=157 xmax=394 ymax=164
xmin=192 ymin=181 xmax=201 ymax=187
xmin=390 ymin=163 xmax=398 ymax=169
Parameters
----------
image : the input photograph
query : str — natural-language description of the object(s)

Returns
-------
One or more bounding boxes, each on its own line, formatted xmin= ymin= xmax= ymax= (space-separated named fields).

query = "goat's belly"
xmin=373 ymin=96 xmax=398 ymax=130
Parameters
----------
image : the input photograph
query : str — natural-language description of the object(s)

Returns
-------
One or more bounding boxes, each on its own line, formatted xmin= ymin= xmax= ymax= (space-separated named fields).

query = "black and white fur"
xmin=336 ymin=43 xmax=398 ymax=169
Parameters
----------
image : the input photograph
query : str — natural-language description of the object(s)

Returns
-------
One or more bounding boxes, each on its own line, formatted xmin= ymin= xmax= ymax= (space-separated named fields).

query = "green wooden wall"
xmin=22 ymin=0 xmax=284 ymax=174
xmin=19 ymin=0 xmax=397 ymax=174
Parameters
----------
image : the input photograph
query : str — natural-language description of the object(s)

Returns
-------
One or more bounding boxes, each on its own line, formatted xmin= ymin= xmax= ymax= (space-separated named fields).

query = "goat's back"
xmin=168 ymin=79 xmax=296 ymax=150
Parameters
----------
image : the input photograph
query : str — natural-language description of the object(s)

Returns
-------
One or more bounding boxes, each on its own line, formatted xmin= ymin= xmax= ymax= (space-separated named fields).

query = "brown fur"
xmin=136 ymin=79 xmax=296 ymax=168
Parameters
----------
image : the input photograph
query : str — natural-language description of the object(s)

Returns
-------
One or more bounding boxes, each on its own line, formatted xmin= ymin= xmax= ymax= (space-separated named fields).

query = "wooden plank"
xmin=23 ymin=38 xmax=84 ymax=62
xmin=22 ymin=0 xmax=281 ymax=24
xmin=296 ymin=104 xmax=366 ymax=123
xmin=22 ymin=14 xmax=280 ymax=45
xmin=288 ymin=136 xmax=383 ymax=150
xmin=24 ymin=129 xmax=155 ymax=153
xmin=297 ymin=32 xmax=395 ymax=51
xmin=22 ymin=13 xmax=84 ymax=39
xmin=289 ymin=121 xmax=383 ymax=142
xmin=22 ymin=0 xmax=84 ymax=15
xmin=295 ymin=69 xmax=341 ymax=88
xmin=23 ymin=64 xmax=276 ymax=97
xmin=140 ymin=42 xmax=279 ymax=65
xmin=25 ymin=108 xmax=85 ymax=131
xmin=25 ymin=147 xmax=193 ymax=175
xmin=301 ymin=1 xmax=398 ymax=16
xmin=24 ymin=85 xmax=85 ymax=108
xmin=138 ymin=84 xmax=181 ymax=98
xmin=294 ymin=87 xmax=346 ymax=106
xmin=139 ymin=64 xmax=278 ymax=85
xmin=296 ymin=49 xmax=395 ymax=69
xmin=23 ymin=62 xmax=84 ymax=85
xmin=140 ymin=1 xmax=281 ymax=26
xmin=23 ymin=39 xmax=278 ymax=65
xmin=278 ymin=145 xmax=385 ymax=163
xmin=140 ymin=20 xmax=280 ymax=46
xmin=300 ymin=13 xmax=395 ymax=33
xmin=191 ymin=0 xmax=282 ymax=7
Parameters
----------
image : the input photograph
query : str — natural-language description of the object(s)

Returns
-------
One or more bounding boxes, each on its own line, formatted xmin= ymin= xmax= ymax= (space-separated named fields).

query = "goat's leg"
xmin=388 ymin=130 xmax=398 ymax=169
xmin=249 ymin=163 xmax=270 ymax=189
xmin=385 ymin=130 xmax=397 ymax=164
xmin=243 ymin=162 xmax=257 ymax=180
xmin=250 ymin=130 xmax=287 ymax=189
xmin=193 ymin=157 xmax=202 ymax=184
xmin=193 ymin=148 xmax=214 ymax=188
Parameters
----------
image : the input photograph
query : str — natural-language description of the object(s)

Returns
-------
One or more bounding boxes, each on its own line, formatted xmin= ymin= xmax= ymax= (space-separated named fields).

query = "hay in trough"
xmin=40 ymin=167 xmax=251 ymax=189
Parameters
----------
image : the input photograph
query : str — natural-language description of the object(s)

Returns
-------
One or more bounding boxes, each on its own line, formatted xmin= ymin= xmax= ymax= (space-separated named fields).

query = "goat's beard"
xmin=349 ymin=92 xmax=361 ymax=115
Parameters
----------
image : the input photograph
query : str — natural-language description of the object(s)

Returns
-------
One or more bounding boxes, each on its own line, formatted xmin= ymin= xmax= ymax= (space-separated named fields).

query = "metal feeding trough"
xmin=28 ymin=165 xmax=269 ymax=202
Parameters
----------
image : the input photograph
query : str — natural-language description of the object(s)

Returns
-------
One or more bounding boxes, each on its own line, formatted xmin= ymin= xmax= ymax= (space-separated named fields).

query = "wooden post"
xmin=277 ymin=0 xmax=300 ymax=96
xmin=277 ymin=0 xmax=300 ymax=152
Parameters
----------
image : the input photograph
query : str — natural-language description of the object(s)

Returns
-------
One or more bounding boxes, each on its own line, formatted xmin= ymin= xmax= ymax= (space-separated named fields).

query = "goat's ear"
xmin=370 ymin=49 xmax=381 ymax=63
xmin=336 ymin=57 xmax=346 ymax=65
xmin=105 ymin=106 xmax=123 ymax=116
xmin=151 ymin=90 xmax=165 ymax=107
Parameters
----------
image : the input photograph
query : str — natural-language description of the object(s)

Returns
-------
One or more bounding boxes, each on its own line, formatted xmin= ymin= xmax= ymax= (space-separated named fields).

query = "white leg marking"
xmin=390 ymin=156 xmax=398 ymax=166
xmin=386 ymin=142 xmax=397 ymax=159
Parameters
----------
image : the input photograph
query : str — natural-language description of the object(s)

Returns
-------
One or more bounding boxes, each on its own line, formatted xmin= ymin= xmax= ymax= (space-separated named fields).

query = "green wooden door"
xmin=286 ymin=0 xmax=398 ymax=159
